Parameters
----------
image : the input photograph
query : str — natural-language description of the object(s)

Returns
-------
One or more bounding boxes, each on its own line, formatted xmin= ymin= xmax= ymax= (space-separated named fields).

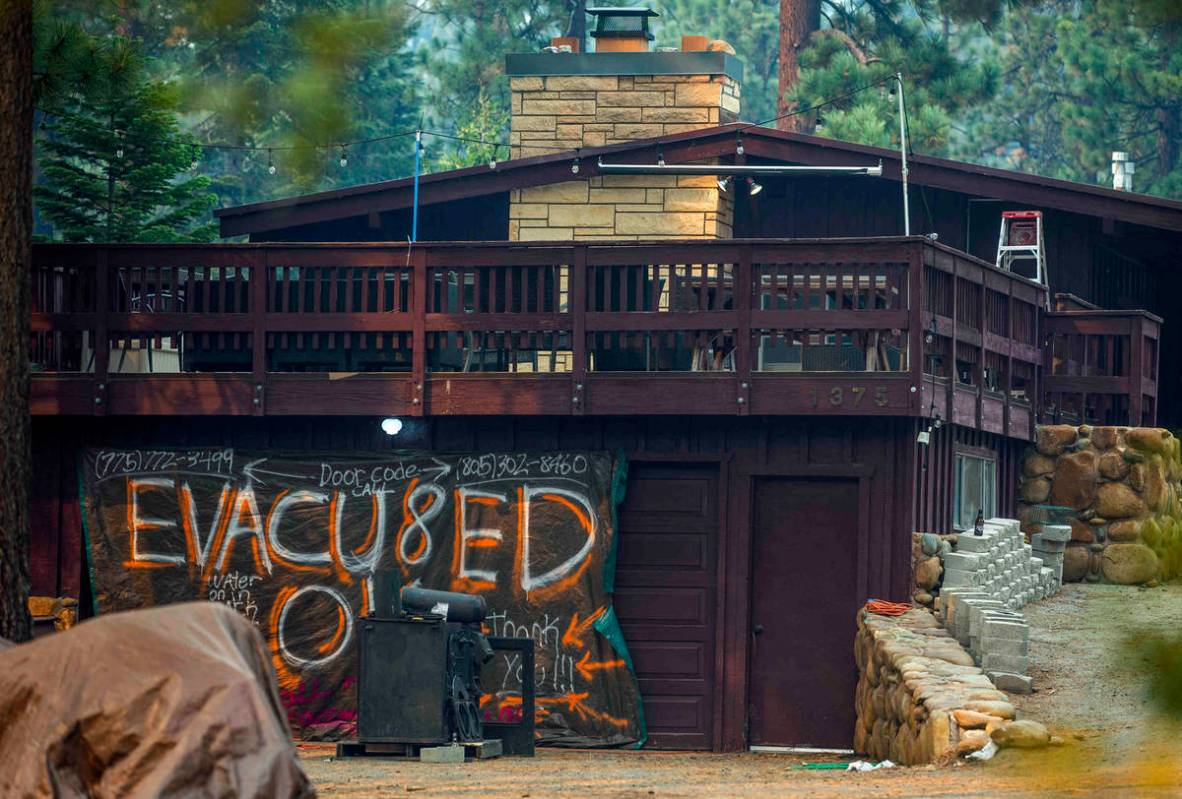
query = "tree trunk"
xmin=566 ymin=0 xmax=587 ymax=53
xmin=0 ymin=0 xmax=34 ymax=643
xmin=778 ymin=0 xmax=821 ymax=131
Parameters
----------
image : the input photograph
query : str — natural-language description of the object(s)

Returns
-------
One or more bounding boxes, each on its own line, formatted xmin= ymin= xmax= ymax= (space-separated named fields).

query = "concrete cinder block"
xmin=942 ymin=568 xmax=983 ymax=588
xmin=980 ymin=636 xmax=1030 ymax=656
xmin=981 ymin=618 xmax=1029 ymax=641
xmin=420 ymin=745 xmax=466 ymax=764
xmin=989 ymin=671 xmax=1034 ymax=694
xmin=1040 ymin=524 xmax=1072 ymax=543
xmin=942 ymin=551 xmax=984 ymax=571
xmin=954 ymin=533 xmax=994 ymax=553
xmin=982 ymin=653 xmax=1029 ymax=674
xmin=1031 ymin=534 xmax=1067 ymax=552
xmin=987 ymin=518 xmax=1022 ymax=535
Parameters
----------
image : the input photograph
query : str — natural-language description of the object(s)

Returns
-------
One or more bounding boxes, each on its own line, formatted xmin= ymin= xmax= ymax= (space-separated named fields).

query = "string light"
xmin=571 ymin=149 xmax=580 ymax=174
xmin=35 ymin=75 xmax=899 ymax=178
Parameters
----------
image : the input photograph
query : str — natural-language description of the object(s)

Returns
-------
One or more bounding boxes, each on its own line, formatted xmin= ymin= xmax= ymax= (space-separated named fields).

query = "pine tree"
xmin=783 ymin=1 xmax=1002 ymax=154
xmin=35 ymin=38 xmax=217 ymax=242
xmin=960 ymin=0 xmax=1182 ymax=199
xmin=416 ymin=0 xmax=569 ymax=162
xmin=431 ymin=91 xmax=509 ymax=171
xmin=0 ymin=0 xmax=34 ymax=643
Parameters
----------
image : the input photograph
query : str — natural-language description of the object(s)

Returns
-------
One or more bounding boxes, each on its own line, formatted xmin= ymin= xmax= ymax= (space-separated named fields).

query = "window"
xmin=954 ymin=452 xmax=997 ymax=531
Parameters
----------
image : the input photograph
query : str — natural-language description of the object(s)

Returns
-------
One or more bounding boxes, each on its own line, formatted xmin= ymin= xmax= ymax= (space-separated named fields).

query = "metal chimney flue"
xmin=1112 ymin=151 xmax=1134 ymax=192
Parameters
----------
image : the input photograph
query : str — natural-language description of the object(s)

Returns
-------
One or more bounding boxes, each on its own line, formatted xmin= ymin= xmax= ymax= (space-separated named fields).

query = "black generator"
xmin=357 ymin=584 xmax=494 ymax=745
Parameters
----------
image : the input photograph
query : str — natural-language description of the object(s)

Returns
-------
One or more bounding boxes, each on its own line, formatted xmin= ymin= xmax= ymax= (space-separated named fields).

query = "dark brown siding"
xmin=31 ymin=413 xmax=917 ymax=751
xmin=912 ymin=422 xmax=1023 ymax=535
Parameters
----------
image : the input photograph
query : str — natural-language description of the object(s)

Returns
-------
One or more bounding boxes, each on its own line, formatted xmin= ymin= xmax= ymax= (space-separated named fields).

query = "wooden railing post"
xmin=1004 ymin=284 xmax=1013 ymax=436
xmin=571 ymin=245 xmax=587 ymax=416
xmin=411 ymin=247 xmax=427 ymax=416
xmin=735 ymin=245 xmax=752 ymax=415
xmin=907 ymin=242 xmax=923 ymax=416
xmin=252 ymin=252 xmax=268 ymax=415
xmin=93 ymin=248 xmax=109 ymax=416
xmin=1128 ymin=316 xmax=1144 ymax=426
xmin=977 ymin=258 xmax=986 ymax=430
xmin=947 ymin=250 xmax=958 ymax=426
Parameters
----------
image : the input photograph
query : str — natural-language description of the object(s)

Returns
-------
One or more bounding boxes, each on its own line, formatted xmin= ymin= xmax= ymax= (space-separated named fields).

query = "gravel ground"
xmin=304 ymin=583 xmax=1182 ymax=798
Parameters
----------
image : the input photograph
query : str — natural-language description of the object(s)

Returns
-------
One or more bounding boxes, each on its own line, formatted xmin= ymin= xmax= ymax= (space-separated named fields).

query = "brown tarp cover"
xmin=0 ymin=603 xmax=314 ymax=799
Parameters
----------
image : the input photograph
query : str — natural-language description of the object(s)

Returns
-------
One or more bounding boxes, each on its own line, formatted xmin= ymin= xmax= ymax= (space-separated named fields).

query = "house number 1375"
xmin=808 ymin=386 xmax=889 ymax=408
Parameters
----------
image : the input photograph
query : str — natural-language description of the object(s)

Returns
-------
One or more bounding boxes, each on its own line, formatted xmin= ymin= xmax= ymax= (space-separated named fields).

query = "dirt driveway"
xmin=304 ymin=583 xmax=1182 ymax=798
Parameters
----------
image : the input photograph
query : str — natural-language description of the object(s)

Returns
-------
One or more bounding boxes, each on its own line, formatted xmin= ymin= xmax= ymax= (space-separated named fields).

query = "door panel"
xmin=749 ymin=477 xmax=860 ymax=747
xmin=614 ymin=463 xmax=718 ymax=749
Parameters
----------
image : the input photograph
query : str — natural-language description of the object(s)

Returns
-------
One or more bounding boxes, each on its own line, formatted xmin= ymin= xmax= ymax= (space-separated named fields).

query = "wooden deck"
xmin=23 ymin=236 xmax=1097 ymax=437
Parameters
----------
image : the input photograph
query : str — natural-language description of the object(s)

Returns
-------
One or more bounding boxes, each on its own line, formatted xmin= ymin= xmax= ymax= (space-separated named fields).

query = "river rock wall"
xmin=1018 ymin=425 xmax=1182 ymax=585
xmin=854 ymin=607 xmax=1027 ymax=764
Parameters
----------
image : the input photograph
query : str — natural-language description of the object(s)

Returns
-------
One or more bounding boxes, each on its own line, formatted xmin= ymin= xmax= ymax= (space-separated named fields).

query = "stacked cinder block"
xmin=1031 ymin=524 xmax=1070 ymax=583
xmin=934 ymin=518 xmax=1063 ymax=694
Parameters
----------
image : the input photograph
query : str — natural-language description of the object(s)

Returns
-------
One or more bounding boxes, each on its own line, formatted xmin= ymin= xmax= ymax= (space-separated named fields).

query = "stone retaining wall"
xmin=855 ymin=608 xmax=1028 ymax=764
xmin=1018 ymin=425 xmax=1182 ymax=584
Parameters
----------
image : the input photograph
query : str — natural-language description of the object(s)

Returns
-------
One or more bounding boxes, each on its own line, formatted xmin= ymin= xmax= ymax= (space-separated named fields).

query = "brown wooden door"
xmin=749 ymin=477 xmax=860 ymax=748
xmin=613 ymin=462 xmax=718 ymax=749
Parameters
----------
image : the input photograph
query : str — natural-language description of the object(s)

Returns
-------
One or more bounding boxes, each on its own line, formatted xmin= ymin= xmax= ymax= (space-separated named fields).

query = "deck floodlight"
xmin=717 ymin=176 xmax=731 ymax=191
xmin=746 ymin=177 xmax=763 ymax=196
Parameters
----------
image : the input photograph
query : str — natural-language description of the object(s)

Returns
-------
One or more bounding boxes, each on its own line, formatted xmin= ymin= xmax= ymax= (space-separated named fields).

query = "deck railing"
xmin=1042 ymin=308 xmax=1162 ymax=426
xmin=30 ymin=237 xmax=1050 ymax=429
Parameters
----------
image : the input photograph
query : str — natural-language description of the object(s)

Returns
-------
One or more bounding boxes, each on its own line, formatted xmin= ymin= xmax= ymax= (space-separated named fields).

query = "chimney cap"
xmin=588 ymin=6 xmax=659 ymax=42
xmin=587 ymin=6 xmax=660 ymax=18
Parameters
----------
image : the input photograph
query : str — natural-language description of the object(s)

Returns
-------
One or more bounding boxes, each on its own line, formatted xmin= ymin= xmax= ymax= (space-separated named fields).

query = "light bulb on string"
xmin=339 ymin=146 xmax=348 ymax=168
xmin=657 ymin=147 xmax=666 ymax=167
xmin=267 ymin=149 xmax=276 ymax=175
xmin=815 ymin=116 xmax=826 ymax=132
xmin=736 ymin=134 xmax=744 ymax=156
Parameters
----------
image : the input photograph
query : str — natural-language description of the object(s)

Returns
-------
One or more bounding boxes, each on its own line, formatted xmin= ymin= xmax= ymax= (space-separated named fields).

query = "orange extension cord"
xmin=864 ymin=599 xmax=912 ymax=616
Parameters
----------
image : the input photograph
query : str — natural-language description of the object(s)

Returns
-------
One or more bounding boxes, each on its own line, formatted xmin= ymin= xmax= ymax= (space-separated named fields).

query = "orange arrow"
xmin=562 ymin=607 xmax=605 ymax=649
xmin=576 ymin=650 xmax=625 ymax=681
xmin=566 ymin=693 xmax=631 ymax=728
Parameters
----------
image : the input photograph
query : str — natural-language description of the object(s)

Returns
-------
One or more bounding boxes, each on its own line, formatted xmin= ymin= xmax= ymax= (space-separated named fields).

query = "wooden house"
xmin=27 ymin=34 xmax=1180 ymax=752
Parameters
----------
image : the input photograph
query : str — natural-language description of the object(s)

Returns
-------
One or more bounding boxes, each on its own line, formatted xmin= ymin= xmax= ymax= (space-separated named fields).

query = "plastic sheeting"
xmin=0 ymin=603 xmax=313 ymax=798
xmin=79 ymin=448 xmax=644 ymax=747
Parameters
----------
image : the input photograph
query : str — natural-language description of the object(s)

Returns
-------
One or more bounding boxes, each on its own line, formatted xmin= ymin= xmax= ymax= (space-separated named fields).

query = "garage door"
xmin=612 ymin=462 xmax=719 ymax=750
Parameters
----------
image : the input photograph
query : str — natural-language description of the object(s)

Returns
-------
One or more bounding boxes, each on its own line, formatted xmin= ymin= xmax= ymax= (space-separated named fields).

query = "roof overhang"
xmin=216 ymin=124 xmax=1182 ymax=237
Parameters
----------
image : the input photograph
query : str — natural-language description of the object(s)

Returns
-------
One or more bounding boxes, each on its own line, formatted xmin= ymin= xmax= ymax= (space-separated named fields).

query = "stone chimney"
xmin=504 ymin=11 xmax=742 ymax=241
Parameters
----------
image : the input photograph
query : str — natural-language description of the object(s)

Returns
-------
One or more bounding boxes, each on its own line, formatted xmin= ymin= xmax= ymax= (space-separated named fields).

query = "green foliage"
xmin=651 ymin=0 xmax=780 ymax=123
xmin=1130 ymin=630 xmax=1182 ymax=719
xmin=38 ymin=0 xmax=420 ymax=204
xmin=957 ymin=1 xmax=1182 ymax=199
xmin=415 ymin=0 xmax=569 ymax=164
xmin=35 ymin=37 xmax=217 ymax=242
xmin=787 ymin=7 xmax=999 ymax=156
xmin=432 ymin=92 xmax=510 ymax=172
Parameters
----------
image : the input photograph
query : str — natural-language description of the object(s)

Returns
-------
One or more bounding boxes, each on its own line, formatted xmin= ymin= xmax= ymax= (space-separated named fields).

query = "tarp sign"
xmin=80 ymin=448 xmax=643 ymax=747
